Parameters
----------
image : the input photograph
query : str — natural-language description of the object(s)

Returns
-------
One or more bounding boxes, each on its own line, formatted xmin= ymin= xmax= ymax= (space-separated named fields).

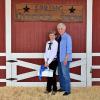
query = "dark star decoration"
xmin=23 ymin=5 xmax=30 ymax=13
xmin=69 ymin=6 xmax=76 ymax=13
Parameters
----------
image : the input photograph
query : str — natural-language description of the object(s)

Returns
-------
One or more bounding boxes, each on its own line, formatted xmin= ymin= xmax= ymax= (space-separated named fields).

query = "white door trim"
xmin=5 ymin=0 xmax=12 ymax=86
xmin=86 ymin=0 xmax=93 ymax=86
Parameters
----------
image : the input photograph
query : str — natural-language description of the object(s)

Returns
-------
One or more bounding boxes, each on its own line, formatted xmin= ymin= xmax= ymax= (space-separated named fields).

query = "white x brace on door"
xmin=6 ymin=53 xmax=87 ymax=87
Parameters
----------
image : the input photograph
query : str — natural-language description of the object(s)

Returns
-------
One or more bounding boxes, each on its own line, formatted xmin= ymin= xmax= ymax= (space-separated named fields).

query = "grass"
xmin=0 ymin=86 xmax=100 ymax=100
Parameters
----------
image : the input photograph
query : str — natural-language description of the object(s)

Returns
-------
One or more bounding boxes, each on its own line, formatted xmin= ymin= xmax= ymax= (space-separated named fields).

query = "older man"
xmin=57 ymin=23 xmax=72 ymax=96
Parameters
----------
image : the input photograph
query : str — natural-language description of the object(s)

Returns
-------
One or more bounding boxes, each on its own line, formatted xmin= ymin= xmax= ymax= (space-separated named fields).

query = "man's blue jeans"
xmin=58 ymin=61 xmax=71 ymax=93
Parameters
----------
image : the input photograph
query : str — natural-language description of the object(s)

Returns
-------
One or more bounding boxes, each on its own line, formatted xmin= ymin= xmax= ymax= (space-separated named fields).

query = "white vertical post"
xmin=5 ymin=0 xmax=12 ymax=86
xmin=86 ymin=0 xmax=93 ymax=86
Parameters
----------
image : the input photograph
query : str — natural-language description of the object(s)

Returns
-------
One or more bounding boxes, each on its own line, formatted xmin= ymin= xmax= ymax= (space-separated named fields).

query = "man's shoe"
xmin=57 ymin=89 xmax=63 ymax=92
xmin=63 ymin=92 xmax=70 ymax=96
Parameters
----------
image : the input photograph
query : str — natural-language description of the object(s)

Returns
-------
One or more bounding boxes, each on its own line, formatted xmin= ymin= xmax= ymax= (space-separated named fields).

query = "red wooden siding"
xmin=0 ymin=70 xmax=6 ymax=79
xmin=0 ymin=0 xmax=5 ymax=52
xmin=12 ymin=0 xmax=86 ymax=53
xmin=92 ymin=57 xmax=100 ymax=65
xmin=92 ymin=57 xmax=100 ymax=85
xmin=0 ymin=56 xmax=6 ymax=66
xmin=92 ymin=0 xmax=100 ymax=85
xmin=0 ymin=0 xmax=6 ymax=87
xmin=92 ymin=82 xmax=100 ymax=86
xmin=0 ymin=83 xmax=6 ymax=87
xmin=93 ymin=0 xmax=100 ymax=52
xmin=92 ymin=69 xmax=100 ymax=78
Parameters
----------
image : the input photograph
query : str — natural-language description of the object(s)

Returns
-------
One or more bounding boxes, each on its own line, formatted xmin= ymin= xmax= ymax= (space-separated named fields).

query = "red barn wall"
xmin=92 ymin=0 xmax=100 ymax=85
xmin=0 ymin=0 xmax=6 ymax=86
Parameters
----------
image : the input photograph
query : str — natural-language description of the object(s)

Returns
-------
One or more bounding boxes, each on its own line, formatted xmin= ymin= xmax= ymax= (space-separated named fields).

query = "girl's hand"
xmin=44 ymin=62 xmax=49 ymax=67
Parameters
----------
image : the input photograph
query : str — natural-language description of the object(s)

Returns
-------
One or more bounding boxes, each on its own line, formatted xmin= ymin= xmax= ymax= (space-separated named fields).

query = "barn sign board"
xmin=15 ymin=3 xmax=83 ymax=22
